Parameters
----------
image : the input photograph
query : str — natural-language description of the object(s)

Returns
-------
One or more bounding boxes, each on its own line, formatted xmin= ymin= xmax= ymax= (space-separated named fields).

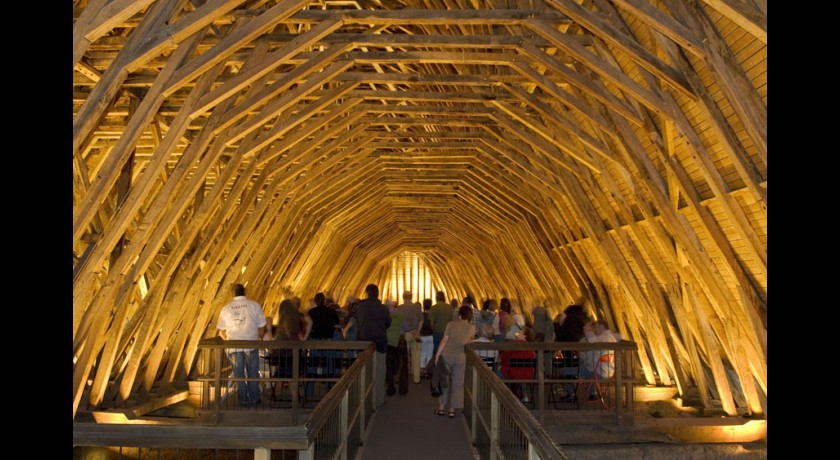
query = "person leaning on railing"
xmin=216 ymin=283 xmax=267 ymax=407
xmin=303 ymin=292 xmax=341 ymax=398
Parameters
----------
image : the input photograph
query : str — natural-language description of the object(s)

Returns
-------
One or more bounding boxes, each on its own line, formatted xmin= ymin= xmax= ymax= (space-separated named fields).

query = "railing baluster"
xmin=339 ymin=389 xmax=349 ymax=460
xmin=626 ymin=350 xmax=635 ymax=418
xmin=528 ymin=441 xmax=540 ymax=460
xmin=471 ymin=364 xmax=479 ymax=443
xmin=359 ymin=362 xmax=366 ymax=442
xmin=615 ymin=347 xmax=623 ymax=425
xmin=292 ymin=346 xmax=299 ymax=422
xmin=214 ymin=349 xmax=222 ymax=422
xmin=490 ymin=391 xmax=499 ymax=460
xmin=537 ymin=350 xmax=545 ymax=423
xmin=253 ymin=447 xmax=270 ymax=460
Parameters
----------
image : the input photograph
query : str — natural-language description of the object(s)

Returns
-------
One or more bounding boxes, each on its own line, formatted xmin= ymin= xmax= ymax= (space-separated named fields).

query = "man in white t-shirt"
xmin=217 ymin=283 xmax=266 ymax=406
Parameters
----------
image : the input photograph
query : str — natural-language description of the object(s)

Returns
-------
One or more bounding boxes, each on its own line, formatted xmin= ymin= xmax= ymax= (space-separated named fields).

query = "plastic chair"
xmin=508 ymin=357 xmax=537 ymax=408
xmin=578 ymin=352 xmax=615 ymax=410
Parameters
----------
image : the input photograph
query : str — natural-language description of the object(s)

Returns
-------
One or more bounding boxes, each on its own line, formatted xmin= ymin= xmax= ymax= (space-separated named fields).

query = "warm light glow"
xmin=391 ymin=262 xmax=398 ymax=302
xmin=412 ymin=256 xmax=419 ymax=299
xmin=387 ymin=252 xmax=444 ymax=303
xmin=634 ymin=385 xmax=679 ymax=402
xmin=240 ymin=265 xmax=247 ymax=274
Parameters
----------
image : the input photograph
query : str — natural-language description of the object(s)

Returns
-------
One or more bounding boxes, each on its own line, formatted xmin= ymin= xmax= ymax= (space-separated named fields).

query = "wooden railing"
xmin=467 ymin=341 xmax=638 ymax=425
xmin=74 ymin=340 xmax=377 ymax=460
xmin=195 ymin=338 xmax=372 ymax=422
xmin=464 ymin=341 xmax=638 ymax=459
xmin=464 ymin=346 xmax=571 ymax=460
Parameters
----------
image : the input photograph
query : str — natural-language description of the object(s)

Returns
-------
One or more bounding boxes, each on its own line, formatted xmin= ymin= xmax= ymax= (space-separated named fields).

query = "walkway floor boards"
xmin=359 ymin=380 xmax=477 ymax=460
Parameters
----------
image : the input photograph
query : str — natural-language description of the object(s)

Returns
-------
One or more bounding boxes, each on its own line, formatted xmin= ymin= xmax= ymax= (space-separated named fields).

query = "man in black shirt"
xmin=304 ymin=293 xmax=340 ymax=398
xmin=306 ymin=292 xmax=340 ymax=340
xmin=355 ymin=284 xmax=391 ymax=408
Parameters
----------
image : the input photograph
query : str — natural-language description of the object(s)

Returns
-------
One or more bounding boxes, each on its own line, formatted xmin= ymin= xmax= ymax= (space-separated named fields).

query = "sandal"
xmin=434 ymin=408 xmax=445 ymax=416
xmin=448 ymin=410 xmax=456 ymax=418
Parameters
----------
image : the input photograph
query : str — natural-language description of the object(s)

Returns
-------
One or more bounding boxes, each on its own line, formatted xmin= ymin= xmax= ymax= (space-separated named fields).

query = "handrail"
xmin=303 ymin=346 xmax=374 ymax=439
xmin=468 ymin=340 xmax=639 ymax=352
xmin=465 ymin=346 xmax=570 ymax=460
xmin=469 ymin=340 xmax=638 ymax=425
xmin=75 ymin=340 xmax=376 ymax=458
xmin=197 ymin=337 xmax=373 ymax=350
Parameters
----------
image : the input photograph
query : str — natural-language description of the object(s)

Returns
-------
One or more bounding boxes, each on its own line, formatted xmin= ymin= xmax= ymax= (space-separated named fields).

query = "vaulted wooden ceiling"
xmin=72 ymin=0 xmax=766 ymax=418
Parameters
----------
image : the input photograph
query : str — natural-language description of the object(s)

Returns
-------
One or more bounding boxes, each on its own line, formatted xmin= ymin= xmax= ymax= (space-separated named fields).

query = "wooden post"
xmin=614 ymin=347 xmax=625 ymax=425
xmin=359 ymin=361 xmax=367 ymax=440
xmin=292 ymin=345 xmax=300 ymax=422
xmin=528 ymin=441 xmax=540 ymax=460
xmin=537 ymin=350 xmax=545 ymax=423
xmin=471 ymin=365 xmax=479 ymax=443
xmin=340 ymin=390 xmax=349 ymax=460
xmin=490 ymin=392 xmax=500 ymax=460
xmin=214 ymin=348 xmax=222 ymax=423
xmin=685 ymin=284 xmax=737 ymax=415
xmin=299 ymin=444 xmax=315 ymax=460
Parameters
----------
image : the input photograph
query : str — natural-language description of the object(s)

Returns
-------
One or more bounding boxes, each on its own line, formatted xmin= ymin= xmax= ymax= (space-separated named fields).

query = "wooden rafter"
xmin=73 ymin=1 xmax=767 ymax=419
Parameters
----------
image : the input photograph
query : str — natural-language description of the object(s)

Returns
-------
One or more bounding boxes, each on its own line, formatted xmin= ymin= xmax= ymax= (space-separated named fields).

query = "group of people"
xmin=215 ymin=283 xmax=620 ymax=413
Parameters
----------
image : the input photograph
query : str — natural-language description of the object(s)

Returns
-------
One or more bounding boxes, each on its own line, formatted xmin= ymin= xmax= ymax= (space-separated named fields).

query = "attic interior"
xmin=72 ymin=0 xmax=767 ymax=425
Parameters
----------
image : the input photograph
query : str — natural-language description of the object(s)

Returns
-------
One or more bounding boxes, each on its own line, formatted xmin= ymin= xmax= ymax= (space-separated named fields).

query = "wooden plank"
xmin=526 ymin=18 xmax=694 ymax=99
xmin=601 ymin=106 xmax=760 ymax=401
xmin=655 ymin=34 xmax=765 ymax=208
xmin=190 ymin=19 xmax=344 ymax=117
xmin=579 ymin=150 xmax=689 ymax=389
xmin=606 ymin=0 xmax=707 ymax=58
xmin=124 ymin=0 xmax=249 ymax=73
xmin=669 ymin=0 xmax=766 ymax=168
xmin=490 ymin=99 xmax=601 ymax=173
xmin=518 ymin=42 xmax=648 ymax=124
xmin=488 ymin=112 xmax=592 ymax=179
xmin=117 ymin=132 xmax=254 ymax=396
xmin=684 ymin=284 xmax=737 ymax=415
xmin=592 ymin=7 xmax=767 ymax=315
xmin=74 ymin=60 xmax=102 ymax=83
xmin=73 ymin=33 xmax=201 ymax=247
xmin=552 ymin=156 xmax=676 ymax=386
xmin=223 ymin=69 xmax=358 ymax=147
xmin=73 ymin=0 xmax=183 ymax=158
xmin=510 ymin=60 xmax=614 ymax=134
xmin=162 ymin=0 xmax=314 ymax=97
xmin=74 ymin=422 xmax=309 ymax=450
xmin=501 ymin=83 xmax=612 ymax=162
xmin=74 ymin=57 xmax=226 ymax=311
xmin=122 ymin=389 xmax=189 ymax=419
xmin=73 ymin=0 xmax=158 ymax=66
xmin=72 ymin=0 xmax=111 ymax=66
xmin=74 ymin=0 xmax=244 ymax=155
xmin=702 ymin=0 xmax=767 ymax=43
xmin=285 ymin=8 xmax=571 ymax=25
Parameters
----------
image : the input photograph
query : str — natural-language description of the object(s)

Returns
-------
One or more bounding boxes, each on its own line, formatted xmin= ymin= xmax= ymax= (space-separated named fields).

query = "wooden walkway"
xmin=359 ymin=380 xmax=477 ymax=460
